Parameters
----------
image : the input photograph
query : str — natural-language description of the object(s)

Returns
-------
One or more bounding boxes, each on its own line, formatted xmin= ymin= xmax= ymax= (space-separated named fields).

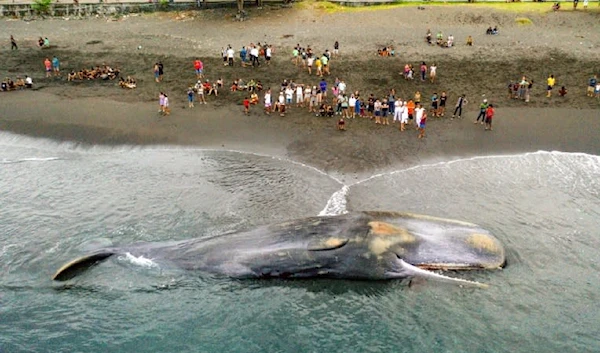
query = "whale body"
xmin=52 ymin=211 xmax=506 ymax=287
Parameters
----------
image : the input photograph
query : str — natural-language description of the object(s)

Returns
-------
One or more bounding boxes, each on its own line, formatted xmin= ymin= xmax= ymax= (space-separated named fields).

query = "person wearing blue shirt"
xmin=319 ymin=78 xmax=327 ymax=99
xmin=51 ymin=56 xmax=60 ymax=76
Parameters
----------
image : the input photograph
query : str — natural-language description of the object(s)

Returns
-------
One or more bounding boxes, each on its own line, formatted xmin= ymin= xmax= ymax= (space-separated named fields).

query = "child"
xmin=187 ymin=87 xmax=194 ymax=108
xmin=243 ymin=96 xmax=250 ymax=115
xmin=485 ymin=104 xmax=494 ymax=131
xmin=337 ymin=117 xmax=346 ymax=131
xmin=558 ymin=86 xmax=567 ymax=97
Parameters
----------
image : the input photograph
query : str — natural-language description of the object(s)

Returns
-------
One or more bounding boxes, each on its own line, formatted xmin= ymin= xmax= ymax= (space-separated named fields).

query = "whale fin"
xmin=394 ymin=259 xmax=489 ymax=289
xmin=52 ymin=251 xmax=116 ymax=281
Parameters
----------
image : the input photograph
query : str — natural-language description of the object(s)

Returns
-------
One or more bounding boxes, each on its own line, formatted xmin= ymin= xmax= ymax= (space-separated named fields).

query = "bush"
xmin=32 ymin=0 xmax=53 ymax=14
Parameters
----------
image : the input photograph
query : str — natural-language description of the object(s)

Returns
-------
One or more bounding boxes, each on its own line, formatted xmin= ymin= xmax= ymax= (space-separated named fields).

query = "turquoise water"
xmin=1 ymin=133 xmax=599 ymax=353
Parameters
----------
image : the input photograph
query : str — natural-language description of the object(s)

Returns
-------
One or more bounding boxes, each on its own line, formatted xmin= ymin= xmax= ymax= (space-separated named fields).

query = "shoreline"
xmin=1 ymin=5 xmax=598 ymax=178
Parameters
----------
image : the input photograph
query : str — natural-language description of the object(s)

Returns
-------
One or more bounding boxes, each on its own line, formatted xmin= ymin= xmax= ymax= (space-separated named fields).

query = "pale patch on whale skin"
xmin=367 ymin=221 xmax=415 ymax=258
xmin=367 ymin=221 xmax=415 ymax=243
xmin=307 ymin=237 xmax=349 ymax=251
xmin=466 ymin=233 xmax=502 ymax=254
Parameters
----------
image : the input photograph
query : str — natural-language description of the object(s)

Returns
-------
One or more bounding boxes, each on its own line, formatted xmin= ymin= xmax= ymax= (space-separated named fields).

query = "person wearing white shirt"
xmin=393 ymin=100 xmax=402 ymax=123
xmin=226 ymin=46 xmax=234 ymax=66
xmin=348 ymin=94 xmax=357 ymax=118
xmin=264 ymin=89 xmax=272 ymax=114
xmin=415 ymin=104 xmax=425 ymax=129
xmin=338 ymin=80 xmax=346 ymax=94
xmin=400 ymin=101 xmax=409 ymax=131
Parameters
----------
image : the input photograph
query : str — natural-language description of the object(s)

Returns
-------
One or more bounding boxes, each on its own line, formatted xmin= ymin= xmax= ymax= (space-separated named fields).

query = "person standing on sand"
xmin=187 ymin=87 xmax=194 ymax=108
xmin=158 ymin=62 xmax=164 ymax=82
xmin=438 ymin=91 xmax=447 ymax=117
xmin=153 ymin=63 xmax=160 ymax=83
xmin=158 ymin=92 xmax=165 ymax=113
xmin=401 ymin=101 xmax=409 ymax=132
xmin=44 ymin=58 xmax=52 ymax=78
xmin=547 ymin=74 xmax=556 ymax=97
xmin=10 ymin=35 xmax=17 ymax=50
xmin=573 ymin=0 xmax=579 ymax=10
xmin=264 ymin=88 xmax=272 ymax=115
xmin=52 ymin=56 xmax=60 ymax=76
xmin=525 ymin=79 xmax=533 ymax=103
xmin=474 ymin=99 xmax=488 ymax=124
xmin=452 ymin=94 xmax=467 ymax=119
xmin=162 ymin=94 xmax=170 ymax=116
xmin=334 ymin=40 xmax=339 ymax=57
xmin=416 ymin=104 xmax=427 ymax=138
xmin=194 ymin=58 xmax=203 ymax=79
xmin=420 ymin=62 xmax=427 ymax=81
xmin=429 ymin=63 xmax=437 ymax=83
xmin=485 ymin=104 xmax=495 ymax=131
xmin=243 ymin=96 xmax=250 ymax=115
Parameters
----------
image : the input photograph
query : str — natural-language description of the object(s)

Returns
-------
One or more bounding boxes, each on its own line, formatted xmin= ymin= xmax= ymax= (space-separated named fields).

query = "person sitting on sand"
xmin=486 ymin=27 xmax=493 ymax=35
xmin=216 ymin=78 xmax=224 ymax=88
xmin=337 ymin=117 xmax=346 ymax=131
xmin=552 ymin=2 xmax=560 ymax=11
xmin=492 ymin=27 xmax=498 ymax=35
xmin=6 ymin=78 xmax=15 ymax=90
xmin=15 ymin=77 xmax=25 ymax=89
xmin=250 ymin=92 xmax=259 ymax=105
xmin=231 ymin=79 xmax=239 ymax=92
xmin=67 ymin=70 xmax=77 ymax=81
xmin=25 ymin=75 xmax=33 ymax=89
xmin=203 ymin=80 xmax=212 ymax=95
xmin=447 ymin=35 xmax=454 ymax=47
xmin=255 ymin=80 xmax=264 ymax=92
xmin=426 ymin=29 xmax=432 ymax=45
xmin=318 ymin=103 xmax=326 ymax=117
xmin=326 ymin=104 xmax=334 ymax=117
xmin=466 ymin=35 xmax=473 ymax=46
xmin=38 ymin=37 xmax=44 ymax=48
xmin=558 ymin=86 xmax=568 ymax=97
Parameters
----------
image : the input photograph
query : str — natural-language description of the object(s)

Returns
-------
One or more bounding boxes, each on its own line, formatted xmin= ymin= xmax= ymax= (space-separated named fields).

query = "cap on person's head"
xmin=483 ymin=99 xmax=488 ymax=103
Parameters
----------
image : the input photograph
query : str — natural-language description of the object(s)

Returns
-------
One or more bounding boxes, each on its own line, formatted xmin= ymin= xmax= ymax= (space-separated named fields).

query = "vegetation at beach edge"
xmin=294 ymin=0 xmax=599 ymax=14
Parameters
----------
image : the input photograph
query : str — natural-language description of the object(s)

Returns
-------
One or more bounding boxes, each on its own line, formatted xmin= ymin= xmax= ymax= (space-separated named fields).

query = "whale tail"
xmin=52 ymin=251 xmax=116 ymax=281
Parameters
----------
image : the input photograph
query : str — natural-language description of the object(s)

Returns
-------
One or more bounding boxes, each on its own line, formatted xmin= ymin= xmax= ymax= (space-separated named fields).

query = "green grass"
xmin=294 ymin=0 xmax=600 ymax=15
xmin=515 ymin=17 xmax=533 ymax=25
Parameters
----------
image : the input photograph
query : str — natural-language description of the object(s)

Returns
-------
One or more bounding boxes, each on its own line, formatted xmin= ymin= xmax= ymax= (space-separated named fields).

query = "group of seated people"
xmin=1 ymin=76 xmax=33 ymax=91
xmin=194 ymin=79 xmax=223 ymax=96
xmin=38 ymin=37 xmax=50 ymax=48
xmin=426 ymin=30 xmax=455 ymax=48
xmin=317 ymin=103 xmax=335 ymax=117
xmin=118 ymin=76 xmax=137 ymax=89
xmin=67 ymin=65 xmax=120 ymax=81
xmin=230 ymin=78 xmax=264 ymax=92
xmin=486 ymin=26 xmax=499 ymax=35
xmin=377 ymin=46 xmax=395 ymax=57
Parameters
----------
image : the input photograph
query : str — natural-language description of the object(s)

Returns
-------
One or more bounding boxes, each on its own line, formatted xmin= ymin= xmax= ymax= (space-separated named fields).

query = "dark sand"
xmin=1 ymin=4 xmax=599 ymax=179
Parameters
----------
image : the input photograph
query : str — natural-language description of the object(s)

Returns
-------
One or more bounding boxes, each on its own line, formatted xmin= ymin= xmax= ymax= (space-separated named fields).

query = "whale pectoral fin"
xmin=52 ymin=251 xmax=116 ymax=281
xmin=391 ymin=259 xmax=489 ymax=289
xmin=307 ymin=237 xmax=349 ymax=251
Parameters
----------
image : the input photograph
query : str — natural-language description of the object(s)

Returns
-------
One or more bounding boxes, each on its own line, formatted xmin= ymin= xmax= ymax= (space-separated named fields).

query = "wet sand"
xmin=0 ymin=4 xmax=599 ymax=178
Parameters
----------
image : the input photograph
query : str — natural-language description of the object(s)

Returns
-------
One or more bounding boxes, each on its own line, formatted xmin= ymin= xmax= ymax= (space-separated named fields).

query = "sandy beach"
xmin=1 ymin=3 xmax=599 ymax=177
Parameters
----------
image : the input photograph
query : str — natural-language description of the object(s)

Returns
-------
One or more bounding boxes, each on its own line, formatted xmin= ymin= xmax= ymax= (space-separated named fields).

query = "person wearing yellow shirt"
xmin=547 ymin=74 xmax=556 ymax=97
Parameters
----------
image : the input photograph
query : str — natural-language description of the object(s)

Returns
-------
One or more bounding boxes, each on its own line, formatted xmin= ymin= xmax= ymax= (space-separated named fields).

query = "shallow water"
xmin=1 ymin=132 xmax=599 ymax=353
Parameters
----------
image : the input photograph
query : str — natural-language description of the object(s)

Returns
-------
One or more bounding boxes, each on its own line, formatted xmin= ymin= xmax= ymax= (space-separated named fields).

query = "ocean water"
xmin=1 ymin=132 xmax=599 ymax=353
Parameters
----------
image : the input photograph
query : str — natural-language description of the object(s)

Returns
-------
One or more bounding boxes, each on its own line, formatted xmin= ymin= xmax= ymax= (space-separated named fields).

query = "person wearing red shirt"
xmin=194 ymin=59 xmax=203 ymax=79
xmin=243 ymin=97 xmax=250 ymax=115
xmin=485 ymin=104 xmax=495 ymax=131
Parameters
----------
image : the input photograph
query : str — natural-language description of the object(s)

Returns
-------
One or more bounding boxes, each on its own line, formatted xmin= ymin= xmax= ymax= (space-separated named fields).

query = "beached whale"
xmin=53 ymin=211 xmax=505 ymax=287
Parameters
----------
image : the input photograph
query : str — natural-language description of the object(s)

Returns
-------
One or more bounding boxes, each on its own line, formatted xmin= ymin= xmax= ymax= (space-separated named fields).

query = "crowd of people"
xmin=426 ymin=29 xmax=456 ymax=48
xmin=67 ymin=64 xmax=121 ymax=82
xmin=1 ymin=75 xmax=33 ymax=91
